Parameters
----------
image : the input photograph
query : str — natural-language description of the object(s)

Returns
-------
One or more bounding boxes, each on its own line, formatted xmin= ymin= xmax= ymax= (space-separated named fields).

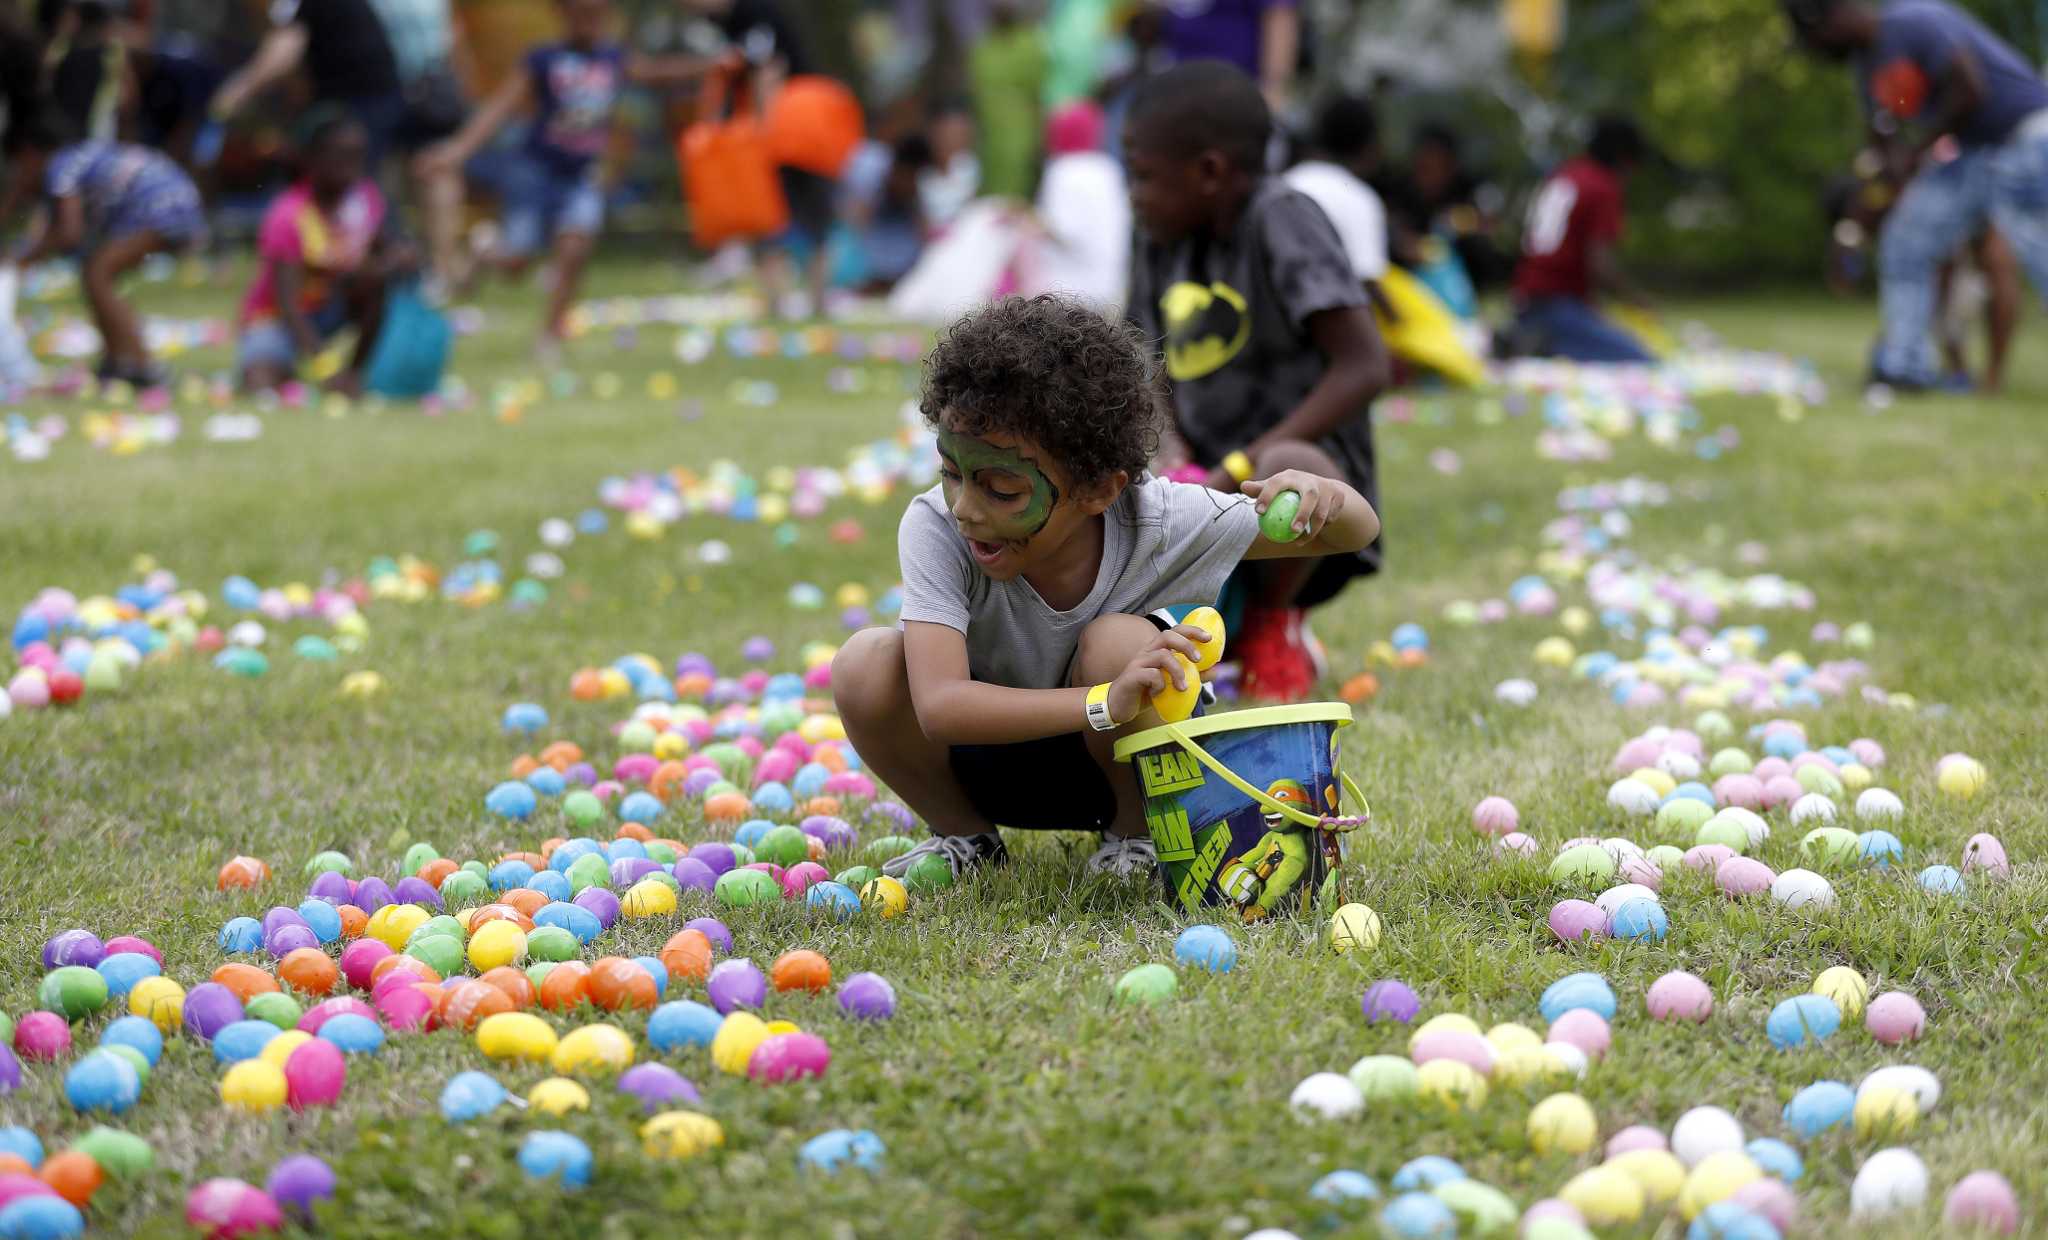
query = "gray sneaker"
xmin=1086 ymin=835 xmax=1158 ymax=878
xmin=881 ymin=832 xmax=1009 ymax=879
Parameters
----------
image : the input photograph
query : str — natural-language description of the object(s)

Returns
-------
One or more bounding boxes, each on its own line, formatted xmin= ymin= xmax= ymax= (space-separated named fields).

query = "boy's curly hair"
xmin=919 ymin=295 xmax=1165 ymax=490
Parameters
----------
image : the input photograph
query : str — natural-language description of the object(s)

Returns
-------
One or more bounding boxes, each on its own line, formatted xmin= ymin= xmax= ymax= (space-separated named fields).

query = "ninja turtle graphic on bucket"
xmin=1217 ymin=779 xmax=1316 ymax=922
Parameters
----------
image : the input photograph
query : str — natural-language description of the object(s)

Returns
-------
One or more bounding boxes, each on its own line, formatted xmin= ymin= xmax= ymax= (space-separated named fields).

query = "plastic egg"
xmin=1766 ymin=994 xmax=1840 ymax=1049
xmin=1782 ymin=1080 xmax=1854 ymax=1137
xmin=1172 ymin=925 xmax=1237 ymax=972
xmin=550 ymin=1024 xmax=634 ymax=1074
xmin=837 ymin=972 xmax=897 ymax=1020
xmin=1942 ymin=1171 xmax=2020 ymax=1235
xmin=1850 ymin=1148 xmax=1927 ymax=1216
xmin=1678 ymin=1151 xmax=1761 ymax=1220
xmin=219 ymin=1059 xmax=288 ymax=1112
xmin=1672 ymin=1106 xmax=1744 ymax=1167
xmin=1647 ymin=971 xmax=1713 ymax=1021
xmin=516 ymin=1132 xmax=592 ymax=1188
xmin=1528 ymin=1092 xmax=1598 ymax=1154
xmin=476 ymin=1012 xmax=558 ymax=1063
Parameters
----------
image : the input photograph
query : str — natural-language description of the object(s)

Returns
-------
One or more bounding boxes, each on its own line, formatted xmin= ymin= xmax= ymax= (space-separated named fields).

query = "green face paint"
xmin=936 ymin=429 xmax=1061 ymax=542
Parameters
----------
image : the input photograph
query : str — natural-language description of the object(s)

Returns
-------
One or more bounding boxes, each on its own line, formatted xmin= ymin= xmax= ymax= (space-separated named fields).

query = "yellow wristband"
xmin=1222 ymin=450 xmax=1254 ymax=484
xmin=1085 ymin=682 xmax=1116 ymax=732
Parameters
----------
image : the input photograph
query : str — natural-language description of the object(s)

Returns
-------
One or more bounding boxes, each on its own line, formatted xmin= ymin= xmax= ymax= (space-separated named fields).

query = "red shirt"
xmin=1513 ymin=156 xmax=1623 ymax=300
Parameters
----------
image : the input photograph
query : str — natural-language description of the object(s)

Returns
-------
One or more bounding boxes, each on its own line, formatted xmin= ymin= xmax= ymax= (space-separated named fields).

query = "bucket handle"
xmin=1160 ymin=723 xmax=1372 ymax=832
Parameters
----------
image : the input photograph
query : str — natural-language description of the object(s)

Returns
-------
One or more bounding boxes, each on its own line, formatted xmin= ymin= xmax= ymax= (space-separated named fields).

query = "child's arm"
xmin=417 ymin=72 xmax=532 ymax=178
xmin=1239 ymin=467 xmax=1380 ymax=560
xmin=269 ymin=261 xmax=321 ymax=360
xmin=1207 ymin=306 xmax=1387 ymax=489
xmin=14 ymin=197 xmax=84 ymax=267
xmin=209 ymin=22 xmax=308 ymax=121
xmin=902 ymin=620 xmax=1204 ymax=746
xmin=625 ymin=50 xmax=719 ymax=89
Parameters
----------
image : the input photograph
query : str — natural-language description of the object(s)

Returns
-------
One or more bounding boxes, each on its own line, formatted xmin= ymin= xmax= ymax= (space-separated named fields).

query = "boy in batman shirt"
xmin=1125 ymin=60 xmax=1390 ymax=702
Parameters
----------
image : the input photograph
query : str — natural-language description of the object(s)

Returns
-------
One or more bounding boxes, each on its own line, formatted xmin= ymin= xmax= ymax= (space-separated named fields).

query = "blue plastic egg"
xmin=1782 ymin=1080 xmax=1854 ymax=1137
xmin=533 ymin=902 xmax=603 ymax=944
xmin=0 ymin=1127 xmax=41 ymax=1168
xmin=1857 ymin=830 xmax=1902 ymax=867
xmin=1766 ymin=995 xmax=1840 ymax=1049
xmin=218 ymin=916 xmax=263 ymax=953
xmin=618 ymin=792 xmax=663 ymax=824
xmin=439 ymin=1070 xmax=507 ymax=1122
xmin=1172 ymin=925 xmax=1237 ymax=973
xmin=528 ymin=870 xmax=572 ymax=902
xmin=1745 ymin=1137 xmax=1803 ymax=1181
xmin=502 ymin=703 xmax=549 ymax=734
xmin=317 ymin=1014 xmax=385 ymax=1055
xmin=295 ymin=899 xmax=343 ymax=944
xmin=1379 ymin=1191 xmax=1458 ymax=1238
xmin=1608 ymin=898 xmax=1669 ymax=942
xmin=485 ymin=781 xmax=538 ymax=821
xmin=752 ymin=783 xmax=794 ymax=814
xmin=526 ymin=767 xmax=566 ymax=797
xmin=94 ymin=952 xmax=160 ymax=997
xmin=1918 ymin=864 xmax=1962 ymax=894
xmin=0 ymin=1196 xmax=85 ymax=1240
xmin=797 ymin=1128 xmax=885 ymax=1174
xmin=490 ymin=860 xmax=536 ymax=891
xmin=805 ymin=881 xmax=861 ymax=921
xmin=211 ymin=1020 xmax=281 ymax=1065
xmin=1391 ymin=1156 xmax=1465 ymax=1191
xmin=548 ymin=838 xmax=602 ymax=873
xmin=1687 ymin=1201 xmax=1782 ymax=1240
xmin=100 ymin=1016 xmax=163 ymax=1067
xmin=605 ymin=838 xmax=649 ymax=863
xmin=517 ymin=1131 xmax=592 ymax=1187
xmin=647 ymin=1000 xmax=722 ymax=1052
xmin=633 ymin=956 xmax=668 ymax=998
xmin=63 ymin=1050 xmax=140 ymax=1114
xmin=1310 ymin=1169 xmax=1379 ymax=1204
xmin=1539 ymin=972 xmax=1617 ymax=1022
xmin=733 ymin=820 xmax=774 ymax=849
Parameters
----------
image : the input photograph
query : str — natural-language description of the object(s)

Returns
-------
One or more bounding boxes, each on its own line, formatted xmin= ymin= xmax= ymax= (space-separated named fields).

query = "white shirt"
xmin=1031 ymin=151 xmax=1130 ymax=309
xmin=1283 ymin=160 xmax=1388 ymax=281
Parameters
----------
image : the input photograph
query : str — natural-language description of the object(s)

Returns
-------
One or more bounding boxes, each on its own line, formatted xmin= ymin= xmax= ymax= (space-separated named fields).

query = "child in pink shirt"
xmin=237 ymin=109 xmax=411 ymax=394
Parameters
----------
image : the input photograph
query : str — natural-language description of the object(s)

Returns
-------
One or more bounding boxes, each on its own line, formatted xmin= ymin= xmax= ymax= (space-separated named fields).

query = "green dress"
xmin=969 ymin=23 xmax=1048 ymax=200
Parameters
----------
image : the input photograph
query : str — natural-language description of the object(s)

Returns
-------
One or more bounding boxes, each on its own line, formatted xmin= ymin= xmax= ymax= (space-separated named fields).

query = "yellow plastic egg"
xmin=1559 ymin=1166 xmax=1646 ymax=1227
xmin=1485 ymin=1023 xmax=1541 ymax=1054
xmin=1854 ymin=1085 xmax=1919 ymax=1139
xmin=1329 ymin=903 xmax=1380 ymax=954
xmin=652 ymin=732 xmax=689 ymax=760
xmin=1606 ymin=1149 xmax=1686 ymax=1208
xmin=1182 ymin=606 xmax=1226 ymax=671
xmin=1812 ymin=966 xmax=1870 ymax=1020
xmin=1491 ymin=1046 xmax=1561 ymax=1088
xmin=1628 ymin=767 xmax=1677 ymax=798
xmin=798 ymin=713 xmax=847 ymax=743
xmin=467 ymin=920 xmax=528 ymax=971
xmin=622 ymin=880 xmax=678 ymax=919
xmin=128 ymin=977 xmax=185 ymax=1033
xmin=550 ymin=1023 xmax=635 ymax=1074
xmin=1678 ymin=1151 xmax=1761 ymax=1220
xmin=1938 ymin=757 xmax=1987 ymax=799
xmin=527 ymin=1077 xmax=590 ymax=1115
xmin=1527 ymin=1092 xmax=1599 ymax=1155
xmin=641 ymin=1111 xmax=725 ymax=1160
xmin=598 ymin=667 xmax=631 ymax=698
xmin=763 ymin=1020 xmax=801 ymax=1036
xmin=861 ymin=876 xmax=908 ymax=918
xmin=711 ymin=1012 xmax=771 ymax=1076
xmin=1409 ymin=1013 xmax=1482 ymax=1052
xmin=1149 ymin=654 xmax=1200 ymax=723
xmin=220 ymin=1059 xmax=288 ymax=1112
xmin=1415 ymin=1059 xmax=1488 ymax=1112
xmin=367 ymin=904 xmax=430 ymax=952
xmin=259 ymin=1031 xmax=314 ymax=1070
xmin=476 ymin=1012 xmax=558 ymax=1063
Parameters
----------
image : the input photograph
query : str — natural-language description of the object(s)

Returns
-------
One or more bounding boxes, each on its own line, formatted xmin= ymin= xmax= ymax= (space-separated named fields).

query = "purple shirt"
xmin=1859 ymin=0 xmax=2048 ymax=146
xmin=1161 ymin=0 xmax=1295 ymax=77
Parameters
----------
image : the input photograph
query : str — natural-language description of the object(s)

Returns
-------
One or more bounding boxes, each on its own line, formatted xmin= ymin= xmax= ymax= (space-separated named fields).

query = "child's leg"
xmin=542 ymin=229 xmax=593 ymax=343
xmin=83 ymin=229 xmax=165 ymax=370
xmin=338 ymin=269 xmax=390 ymax=392
xmin=832 ymin=628 xmax=998 ymax=837
xmin=1067 ymin=613 xmax=1170 ymax=840
xmin=1245 ymin=439 xmax=1345 ymax=607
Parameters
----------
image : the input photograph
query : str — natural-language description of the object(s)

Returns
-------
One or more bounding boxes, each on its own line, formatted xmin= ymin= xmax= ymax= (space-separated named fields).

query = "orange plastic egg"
xmin=39 ymin=1151 xmax=102 ymax=1206
xmin=418 ymin=858 xmax=459 ymax=889
xmin=674 ymin=672 xmax=711 ymax=700
xmin=539 ymin=837 xmax=567 ymax=861
xmin=372 ymin=954 xmax=439 ymax=987
xmin=803 ymin=796 xmax=842 ymax=818
xmin=216 ymin=856 xmax=270 ymax=890
xmin=771 ymin=949 xmax=832 ymax=993
xmin=441 ymin=980 xmax=514 ymax=1031
xmin=336 ymin=905 xmax=368 ymax=938
xmin=587 ymin=957 xmax=657 ymax=1012
xmin=649 ymin=762 xmax=689 ymax=802
xmin=570 ymin=669 xmax=604 ymax=700
xmin=659 ymin=929 xmax=713 ymax=982
xmin=478 ymin=966 xmax=535 ymax=1010
xmin=500 ymin=888 xmax=548 ymax=918
xmin=470 ymin=904 xmax=535 ymax=933
xmin=815 ymin=747 xmax=848 ymax=774
xmin=538 ymin=961 xmax=592 ymax=1012
xmin=1339 ymin=673 xmax=1380 ymax=703
xmin=615 ymin=822 xmax=654 ymax=843
xmin=540 ymin=740 xmax=583 ymax=770
xmin=212 ymin=962 xmax=281 ymax=1002
xmin=509 ymin=755 xmax=540 ymax=779
xmin=278 ymin=947 xmax=339 ymax=996
xmin=704 ymin=793 xmax=751 ymax=823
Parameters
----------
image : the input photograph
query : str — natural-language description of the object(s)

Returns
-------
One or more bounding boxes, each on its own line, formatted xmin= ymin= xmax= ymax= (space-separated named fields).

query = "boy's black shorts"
xmin=949 ymin=734 xmax=1119 ymax=833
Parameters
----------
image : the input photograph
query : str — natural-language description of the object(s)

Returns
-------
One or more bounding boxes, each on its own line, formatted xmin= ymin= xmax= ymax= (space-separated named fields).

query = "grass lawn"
xmin=1 ymin=258 xmax=2044 ymax=1238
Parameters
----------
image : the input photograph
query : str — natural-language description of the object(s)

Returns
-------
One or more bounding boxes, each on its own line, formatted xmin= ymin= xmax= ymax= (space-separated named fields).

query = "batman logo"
xmin=1160 ymin=280 xmax=1249 ymax=381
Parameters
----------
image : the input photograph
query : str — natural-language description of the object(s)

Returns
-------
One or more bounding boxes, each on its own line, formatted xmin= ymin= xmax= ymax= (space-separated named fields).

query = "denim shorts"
xmin=500 ymin=163 xmax=605 ymax=257
xmin=236 ymin=301 xmax=350 ymax=374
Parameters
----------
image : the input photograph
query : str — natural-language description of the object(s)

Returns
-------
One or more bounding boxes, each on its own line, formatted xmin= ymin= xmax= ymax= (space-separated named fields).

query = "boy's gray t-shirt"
xmin=895 ymin=476 xmax=1262 ymax=690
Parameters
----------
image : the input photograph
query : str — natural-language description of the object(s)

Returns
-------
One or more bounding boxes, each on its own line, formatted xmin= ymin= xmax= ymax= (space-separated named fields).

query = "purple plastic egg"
xmin=182 ymin=982 xmax=246 ymax=1041
xmin=869 ymin=801 xmax=915 ymax=830
xmin=611 ymin=858 xmax=663 ymax=886
xmin=671 ymin=858 xmax=717 ymax=894
xmin=265 ymin=924 xmax=320 ymax=958
xmin=690 ymin=844 xmax=737 ymax=877
xmin=676 ymin=652 xmax=715 ymax=678
xmin=266 ymin=1154 xmax=336 ymax=1216
xmin=353 ymin=877 xmax=395 ymax=915
xmin=685 ymin=922 xmax=733 ymax=959
xmin=0 ymin=1044 xmax=21 ymax=1092
xmin=307 ymin=872 xmax=353 ymax=904
xmin=682 ymin=769 xmax=722 ymax=798
xmin=1361 ymin=979 xmax=1420 ymax=1024
xmin=747 ymin=1031 xmax=830 ymax=1082
xmin=101 ymin=935 xmax=163 ymax=964
xmin=261 ymin=907 xmax=310 ymax=939
xmin=392 ymin=876 xmax=442 ymax=909
xmin=42 ymin=929 xmax=106 ymax=970
xmin=705 ymin=959 xmax=766 ymax=1013
xmin=837 ymin=972 xmax=896 ymax=1020
xmin=573 ymin=887 xmax=621 ymax=930
xmin=1549 ymin=899 xmax=1607 ymax=943
xmin=565 ymin=762 xmax=597 ymax=786
xmin=617 ymin=1063 xmax=701 ymax=1111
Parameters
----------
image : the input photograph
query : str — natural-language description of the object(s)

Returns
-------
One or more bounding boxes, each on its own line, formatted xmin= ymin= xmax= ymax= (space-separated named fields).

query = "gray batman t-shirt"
xmin=896 ymin=476 xmax=1261 ymax=689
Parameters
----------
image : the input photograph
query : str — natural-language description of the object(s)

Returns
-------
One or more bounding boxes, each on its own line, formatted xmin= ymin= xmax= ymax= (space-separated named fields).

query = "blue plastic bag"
xmin=365 ymin=283 xmax=450 ymax=398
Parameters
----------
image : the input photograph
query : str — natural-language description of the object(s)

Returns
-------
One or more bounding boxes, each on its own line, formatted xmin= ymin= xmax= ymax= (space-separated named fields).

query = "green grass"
xmin=2 ymin=263 xmax=2045 ymax=1238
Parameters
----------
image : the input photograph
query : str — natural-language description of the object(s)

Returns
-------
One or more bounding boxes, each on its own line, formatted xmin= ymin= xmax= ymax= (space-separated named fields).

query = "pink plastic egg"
xmin=1761 ymin=775 xmax=1804 ymax=809
xmin=1605 ymin=1125 xmax=1668 ymax=1157
xmin=1548 ymin=900 xmax=1606 ymax=943
xmin=185 ymin=1178 xmax=284 ymax=1238
xmin=375 ymin=984 xmax=437 ymax=1033
xmin=338 ymin=939 xmax=393 ymax=991
xmin=1943 ymin=1171 xmax=2020 ymax=1235
xmin=1865 ymin=992 xmax=1926 ymax=1044
xmin=1713 ymin=774 xmax=1764 ymax=809
xmin=1472 ymin=796 xmax=1519 ymax=837
xmin=1715 ymin=856 xmax=1776 ymax=897
xmin=1494 ymin=832 xmax=1538 ymax=859
xmin=13 ymin=1011 xmax=71 ymax=1061
xmin=1408 ymin=1029 xmax=1495 ymax=1075
xmin=1646 ymin=971 xmax=1713 ymax=1021
xmin=1731 ymin=1178 xmax=1800 ymax=1231
xmin=1961 ymin=833 xmax=2010 ymax=878
xmin=1547 ymin=1008 xmax=1611 ymax=1059
xmin=284 ymin=1038 xmax=347 ymax=1108
xmin=1619 ymin=855 xmax=1664 ymax=889
xmin=1683 ymin=844 xmax=1735 ymax=872
xmin=747 ymin=1031 xmax=831 ymax=1082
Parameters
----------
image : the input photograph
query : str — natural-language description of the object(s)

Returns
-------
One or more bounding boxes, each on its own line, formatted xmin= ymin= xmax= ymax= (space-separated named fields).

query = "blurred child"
xmin=1022 ymin=100 xmax=1127 ymax=308
xmin=1284 ymin=93 xmax=1391 ymax=312
xmin=1123 ymin=60 xmax=1390 ymax=701
xmin=43 ymin=0 xmax=132 ymax=143
xmin=423 ymin=0 xmax=691 ymax=356
xmin=833 ymin=295 xmax=1377 ymax=884
xmin=838 ymin=133 xmax=932 ymax=290
xmin=1509 ymin=116 xmax=1654 ymax=363
xmin=4 ymin=104 xmax=205 ymax=386
xmin=237 ymin=109 xmax=410 ymax=395
xmin=969 ymin=2 xmax=1045 ymax=200
xmin=920 ymin=100 xmax=980 ymax=228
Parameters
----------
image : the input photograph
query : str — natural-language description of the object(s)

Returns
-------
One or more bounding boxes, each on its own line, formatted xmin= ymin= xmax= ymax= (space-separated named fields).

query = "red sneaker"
xmin=1237 ymin=607 xmax=1316 ymax=703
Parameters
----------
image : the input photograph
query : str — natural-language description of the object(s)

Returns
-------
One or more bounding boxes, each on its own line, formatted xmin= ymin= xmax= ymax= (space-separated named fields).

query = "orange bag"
xmin=766 ymin=75 xmax=865 ymax=179
xmin=679 ymin=67 xmax=789 ymax=249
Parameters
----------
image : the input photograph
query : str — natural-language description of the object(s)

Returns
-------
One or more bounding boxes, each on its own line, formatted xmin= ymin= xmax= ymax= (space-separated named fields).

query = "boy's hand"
xmin=1105 ymin=625 xmax=1210 ymax=725
xmin=1244 ymin=470 xmax=1343 ymax=540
